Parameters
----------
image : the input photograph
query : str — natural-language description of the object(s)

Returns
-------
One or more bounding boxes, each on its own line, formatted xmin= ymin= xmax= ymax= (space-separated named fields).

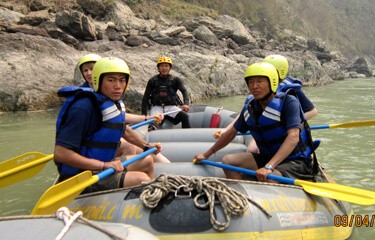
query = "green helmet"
xmin=78 ymin=53 xmax=102 ymax=70
xmin=92 ymin=57 xmax=130 ymax=92
xmin=244 ymin=62 xmax=279 ymax=93
xmin=263 ymin=54 xmax=288 ymax=80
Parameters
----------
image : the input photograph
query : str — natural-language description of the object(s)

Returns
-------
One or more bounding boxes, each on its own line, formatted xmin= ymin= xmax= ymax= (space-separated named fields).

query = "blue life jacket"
xmin=56 ymin=86 xmax=126 ymax=176
xmin=242 ymin=90 xmax=313 ymax=160
xmin=277 ymin=77 xmax=302 ymax=93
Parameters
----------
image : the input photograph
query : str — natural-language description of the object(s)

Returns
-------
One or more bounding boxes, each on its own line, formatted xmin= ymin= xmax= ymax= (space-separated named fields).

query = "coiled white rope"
xmin=140 ymin=174 xmax=268 ymax=231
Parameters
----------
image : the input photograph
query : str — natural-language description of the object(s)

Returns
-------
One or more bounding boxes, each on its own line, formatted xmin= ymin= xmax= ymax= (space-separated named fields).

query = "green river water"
xmin=0 ymin=78 xmax=374 ymax=238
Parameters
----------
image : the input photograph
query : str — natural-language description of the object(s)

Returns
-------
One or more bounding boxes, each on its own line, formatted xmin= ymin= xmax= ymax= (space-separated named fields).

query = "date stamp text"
xmin=334 ymin=215 xmax=375 ymax=227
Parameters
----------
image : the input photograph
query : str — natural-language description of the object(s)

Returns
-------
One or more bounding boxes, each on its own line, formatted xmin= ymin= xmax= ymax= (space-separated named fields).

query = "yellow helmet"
xmin=244 ymin=62 xmax=279 ymax=93
xmin=262 ymin=54 xmax=288 ymax=80
xmin=157 ymin=56 xmax=173 ymax=67
xmin=78 ymin=53 xmax=102 ymax=70
xmin=92 ymin=57 xmax=130 ymax=92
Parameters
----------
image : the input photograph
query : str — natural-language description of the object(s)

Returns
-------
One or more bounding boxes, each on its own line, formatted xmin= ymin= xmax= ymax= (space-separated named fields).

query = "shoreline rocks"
xmin=0 ymin=1 xmax=373 ymax=112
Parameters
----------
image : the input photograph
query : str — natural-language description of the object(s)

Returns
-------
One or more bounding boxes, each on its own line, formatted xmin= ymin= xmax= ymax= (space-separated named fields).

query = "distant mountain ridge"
xmin=130 ymin=0 xmax=375 ymax=65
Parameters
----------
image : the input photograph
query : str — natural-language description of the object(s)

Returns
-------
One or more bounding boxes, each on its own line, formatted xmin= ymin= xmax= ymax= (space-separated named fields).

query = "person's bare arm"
xmin=195 ymin=126 xmax=237 ymax=162
xmin=125 ymin=113 xmax=163 ymax=124
xmin=304 ymin=107 xmax=318 ymax=120
xmin=54 ymin=145 xmax=127 ymax=172
xmin=54 ymin=145 xmax=104 ymax=171
xmin=213 ymin=115 xmax=238 ymax=138
xmin=123 ymin=125 xmax=162 ymax=154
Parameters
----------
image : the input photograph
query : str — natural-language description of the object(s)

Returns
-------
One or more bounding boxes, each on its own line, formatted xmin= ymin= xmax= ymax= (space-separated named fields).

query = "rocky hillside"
xmin=0 ymin=0 xmax=373 ymax=112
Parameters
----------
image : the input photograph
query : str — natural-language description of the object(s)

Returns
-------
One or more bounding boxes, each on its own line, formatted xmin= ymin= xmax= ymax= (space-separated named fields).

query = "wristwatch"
xmin=264 ymin=164 xmax=275 ymax=172
xmin=143 ymin=143 xmax=151 ymax=152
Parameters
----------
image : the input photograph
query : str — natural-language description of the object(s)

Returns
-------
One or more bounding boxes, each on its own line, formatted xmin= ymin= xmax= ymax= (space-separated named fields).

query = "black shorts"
xmin=81 ymin=171 xmax=127 ymax=194
xmin=58 ymin=171 xmax=127 ymax=194
xmin=253 ymin=154 xmax=314 ymax=180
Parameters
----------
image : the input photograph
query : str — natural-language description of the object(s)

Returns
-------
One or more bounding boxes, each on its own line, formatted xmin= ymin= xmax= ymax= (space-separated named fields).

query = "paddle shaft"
xmin=200 ymin=160 xmax=294 ymax=184
xmin=97 ymin=147 xmax=157 ymax=180
xmin=130 ymin=109 xmax=182 ymax=129
xmin=130 ymin=119 xmax=154 ymax=129
xmin=198 ymin=160 xmax=375 ymax=205
xmin=236 ymin=119 xmax=375 ymax=135
xmin=162 ymin=109 xmax=182 ymax=116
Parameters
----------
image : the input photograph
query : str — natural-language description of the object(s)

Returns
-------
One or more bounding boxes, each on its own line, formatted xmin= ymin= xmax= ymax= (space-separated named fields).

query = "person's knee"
xmin=142 ymin=155 xmax=154 ymax=177
xmin=175 ymin=112 xmax=190 ymax=128
xmin=135 ymin=172 xmax=151 ymax=184
xmin=134 ymin=146 xmax=143 ymax=154
xmin=123 ymin=172 xmax=151 ymax=187
xmin=144 ymin=155 xmax=154 ymax=169
xmin=222 ymin=154 xmax=231 ymax=165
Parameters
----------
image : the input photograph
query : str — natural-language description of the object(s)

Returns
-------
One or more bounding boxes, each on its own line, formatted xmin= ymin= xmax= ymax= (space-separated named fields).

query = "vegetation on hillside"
xmin=3 ymin=0 xmax=374 ymax=62
xmin=130 ymin=0 xmax=375 ymax=61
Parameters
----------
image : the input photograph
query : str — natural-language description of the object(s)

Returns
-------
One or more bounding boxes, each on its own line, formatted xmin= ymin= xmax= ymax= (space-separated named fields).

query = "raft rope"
xmin=0 ymin=208 xmax=125 ymax=240
xmin=55 ymin=207 xmax=126 ymax=240
xmin=55 ymin=207 xmax=82 ymax=240
xmin=140 ymin=174 xmax=271 ymax=231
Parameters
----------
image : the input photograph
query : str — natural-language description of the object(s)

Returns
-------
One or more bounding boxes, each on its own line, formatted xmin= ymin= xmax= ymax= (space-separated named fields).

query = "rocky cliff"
xmin=0 ymin=0 xmax=372 ymax=112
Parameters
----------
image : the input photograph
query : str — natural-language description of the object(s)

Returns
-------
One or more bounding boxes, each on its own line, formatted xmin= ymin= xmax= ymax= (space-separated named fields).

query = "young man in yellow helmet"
xmin=215 ymin=54 xmax=318 ymax=154
xmin=75 ymin=54 xmax=170 ymax=163
xmin=55 ymin=57 xmax=163 ymax=193
xmin=141 ymin=56 xmax=191 ymax=129
xmin=195 ymin=62 xmax=316 ymax=182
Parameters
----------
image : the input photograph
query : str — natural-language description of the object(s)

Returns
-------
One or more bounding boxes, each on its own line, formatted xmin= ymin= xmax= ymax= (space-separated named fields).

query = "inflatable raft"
xmin=67 ymin=164 xmax=353 ymax=239
xmin=65 ymin=106 xmax=354 ymax=239
xmin=141 ymin=105 xmax=252 ymax=162
xmin=0 ymin=208 xmax=158 ymax=240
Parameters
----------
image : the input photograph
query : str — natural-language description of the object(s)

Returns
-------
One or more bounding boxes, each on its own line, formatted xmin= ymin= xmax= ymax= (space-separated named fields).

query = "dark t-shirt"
xmin=55 ymin=97 xmax=101 ymax=152
xmin=295 ymin=90 xmax=314 ymax=113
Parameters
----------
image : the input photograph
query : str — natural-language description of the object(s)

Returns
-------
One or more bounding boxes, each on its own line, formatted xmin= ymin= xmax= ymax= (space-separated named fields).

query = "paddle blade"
xmin=295 ymin=179 xmax=375 ymax=206
xmin=310 ymin=120 xmax=375 ymax=130
xmin=0 ymin=152 xmax=53 ymax=188
xmin=31 ymin=171 xmax=98 ymax=215
xmin=330 ymin=120 xmax=375 ymax=129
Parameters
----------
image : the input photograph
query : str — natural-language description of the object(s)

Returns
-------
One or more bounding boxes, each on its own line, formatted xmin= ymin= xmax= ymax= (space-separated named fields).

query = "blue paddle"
xmin=195 ymin=159 xmax=375 ymax=205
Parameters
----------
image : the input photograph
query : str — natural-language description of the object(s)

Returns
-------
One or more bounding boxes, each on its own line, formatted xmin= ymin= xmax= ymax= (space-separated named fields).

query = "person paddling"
xmin=195 ymin=62 xmax=317 ymax=182
xmin=75 ymin=53 xmax=170 ymax=163
xmin=215 ymin=54 xmax=318 ymax=154
xmin=54 ymin=57 xmax=162 ymax=193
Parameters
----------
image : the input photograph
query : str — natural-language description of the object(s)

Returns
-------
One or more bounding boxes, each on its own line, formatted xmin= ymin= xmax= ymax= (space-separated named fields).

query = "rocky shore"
xmin=0 ymin=0 xmax=373 ymax=112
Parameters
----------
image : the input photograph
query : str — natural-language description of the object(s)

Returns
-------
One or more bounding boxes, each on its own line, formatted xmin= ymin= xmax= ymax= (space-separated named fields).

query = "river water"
xmin=1 ymin=78 xmax=374 ymax=238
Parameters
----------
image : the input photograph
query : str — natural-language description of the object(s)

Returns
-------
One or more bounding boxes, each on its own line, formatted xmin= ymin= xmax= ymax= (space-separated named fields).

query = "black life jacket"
xmin=150 ymin=75 xmax=181 ymax=106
